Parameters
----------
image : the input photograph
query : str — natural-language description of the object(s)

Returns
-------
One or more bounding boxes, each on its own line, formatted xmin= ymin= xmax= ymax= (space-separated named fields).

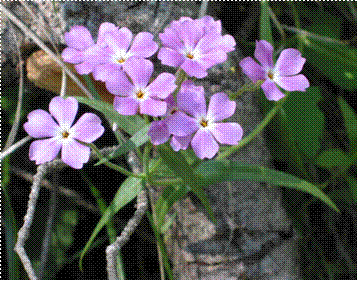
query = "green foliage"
xmin=338 ymin=96 xmax=357 ymax=151
xmin=195 ymin=160 xmax=339 ymax=212
xmin=75 ymin=96 xmax=145 ymax=135
xmin=260 ymin=1 xmax=273 ymax=45
xmin=79 ymin=176 xmax=143 ymax=270
xmin=282 ymin=87 xmax=325 ymax=157
xmin=316 ymin=149 xmax=351 ymax=169
xmin=96 ymin=125 xmax=150 ymax=166
xmin=156 ymin=144 xmax=216 ymax=223
xmin=301 ymin=15 xmax=357 ymax=91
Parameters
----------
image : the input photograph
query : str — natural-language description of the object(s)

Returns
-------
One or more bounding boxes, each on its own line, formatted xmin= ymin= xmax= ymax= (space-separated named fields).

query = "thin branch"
xmin=14 ymin=164 xmax=46 ymax=280
xmin=0 ymin=4 xmax=94 ymax=99
xmin=11 ymin=167 xmax=99 ymax=214
xmin=198 ymin=0 xmax=209 ymax=19
xmin=4 ymin=23 xmax=25 ymax=151
xmin=1 ymin=136 xmax=32 ymax=160
xmin=20 ymin=1 xmax=59 ymax=55
xmin=106 ymin=189 xmax=148 ymax=280
xmin=60 ymin=69 xmax=67 ymax=97
xmin=14 ymin=146 xmax=116 ymax=279
xmin=38 ymin=182 xmax=57 ymax=279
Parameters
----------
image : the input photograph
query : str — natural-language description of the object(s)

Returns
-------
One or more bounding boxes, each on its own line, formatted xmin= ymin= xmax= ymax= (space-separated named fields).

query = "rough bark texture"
xmin=3 ymin=1 xmax=300 ymax=279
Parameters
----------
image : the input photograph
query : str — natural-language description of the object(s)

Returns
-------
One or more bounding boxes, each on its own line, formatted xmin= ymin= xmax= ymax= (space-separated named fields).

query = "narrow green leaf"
xmin=160 ymin=213 xmax=177 ymax=234
xmin=195 ymin=160 xmax=339 ymax=213
xmin=282 ymin=87 xmax=325 ymax=157
xmin=260 ymin=0 xmax=273 ymax=45
xmin=338 ymin=97 xmax=357 ymax=151
xmin=316 ymin=149 xmax=351 ymax=169
xmin=155 ymin=185 xmax=189 ymax=229
xmin=75 ymin=96 xmax=145 ymax=135
xmin=345 ymin=175 xmax=357 ymax=203
xmin=301 ymin=17 xmax=357 ymax=91
xmin=157 ymin=144 xmax=216 ymax=223
xmin=96 ymin=125 xmax=150 ymax=166
xmin=83 ymin=75 xmax=101 ymax=100
xmin=79 ymin=176 xmax=143 ymax=270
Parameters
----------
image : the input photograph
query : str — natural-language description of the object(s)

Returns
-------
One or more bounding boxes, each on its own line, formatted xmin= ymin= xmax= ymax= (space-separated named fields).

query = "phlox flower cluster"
xmin=24 ymin=16 xmax=310 ymax=168
xmin=239 ymin=40 xmax=309 ymax=101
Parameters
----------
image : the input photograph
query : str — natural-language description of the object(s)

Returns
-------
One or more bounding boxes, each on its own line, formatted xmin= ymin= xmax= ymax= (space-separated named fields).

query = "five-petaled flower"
xmin=61 ymin=22 xmax=118 ymax=75
xmin=149 ymin=80 xmax=243 ymax=159
xmin=105 ymin=58 xmax=177 ymax=117
xmin=24 ymin=97 xmax=104 ymax=169
xmin=239 ymin=40 xmax=310 ymax=101
xmin=158 ymin=16 xmax=236 ymax=79
xmin=92 ymin=27 xmax=158 ymax=82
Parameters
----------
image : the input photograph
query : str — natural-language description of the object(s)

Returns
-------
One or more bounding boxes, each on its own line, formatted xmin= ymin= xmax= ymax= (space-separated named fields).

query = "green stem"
xmin=172 ymin=68 xmax=187 ymax=99
xmin=151 ymin=178 xmax=183 ymax=187
xmin=229 ymin=80 xmax=264 ymax=100
xmin=217 ymin=95 xmax=288 ymax=160
xmin=83 ymin=75 xmax=101 ymax=100
xmin=88 ymin=143 xmax=145 ymax=179
xmin=290 ymin=2 xmax=304 ymax=53
xmin=143 ymin=142 xmax=151 ymax=179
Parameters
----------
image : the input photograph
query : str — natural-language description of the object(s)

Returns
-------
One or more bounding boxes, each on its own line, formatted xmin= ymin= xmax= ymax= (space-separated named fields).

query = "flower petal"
xmin=158 ymin=48 xmax=185 ymax=67
xmin=191 ymin=129 xmax=219 ymax=159
xmin=123 ymin=58 xmax=153 ymax=88
xmin=105 ymin=69 xmax=134 ymax=96
xmin=239 ymin=57 xmax=266 ymax=83
xmin=61 ymin=139 xmax=90 ymax=169
xmin=129 ymin=32 xmax=158 ymax=58
xmin=218 ymin=34 xmax=236 ymax=53
xmin=139 ymin=98 xmax=167 ymax=117
xmin=93 ymin=63 xmax=119 ymax=82
xmin=207 ymin=92 xmax=236 ymax=122
xmin=195 ymin=33 xmax=224 ymax=54
xmin=159 ymin=28 xmax=185 ymax=51
xmin=97 ymin=22 xmax=118 ymax=46
xmin=71 ymin=113 xmax=104 ymax=143
xmin=274 ymin=74 xmax=310 ymax=92
xmin=166 ymin=111 xmax=198 ymax=137
xmin=181 ymin=59 xmax=208 ymax=79
xmin=74 ymin=61 xmax=96 ymax=75
xmin=64 ymin=26 xmax=94 ymax=50
xmin=254 ymin=40 xmax=274 ymax=69
xmin=49 ymin=96 xmax=78 ymax=128
xmin=210 ymin=122 xmax=243 ymax=145
xmin=24 ymin=109 xmax=59 ymax=138
xmin=148 ymin=120 xmax=170 ymax=145
xmin=146 ymin=73 xmax=176 ymax=99
xmin=261 ymin=79 xmax=286 ymax=101
xmin=114 ymin=96 xmax=139 ymax=115
xmin=177 ymin=80 xmax=207 ymax=118
xmin=274 ymin=48 xmax=306 ymax=76
xmin=61 ymin=48 xmax=84 ymax=64
xmin=177 ymin=20 xmax=204 ymax=49
xmin=104 ymin=27 xmax=133 ymax=54
xmin=200 ymin=16 xmax=222 ymax=34
xmin=196 ymin=51 xmax=227 ymax=70
xmin=29 ymin=137 xmax=62 ymax=165
xmin=170 ymin=135 xmax=192 ymax=151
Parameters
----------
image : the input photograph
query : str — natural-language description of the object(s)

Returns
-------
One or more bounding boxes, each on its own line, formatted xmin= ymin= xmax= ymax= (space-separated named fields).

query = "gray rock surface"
xmin=3 ymin=1 xmax=300 ymax=279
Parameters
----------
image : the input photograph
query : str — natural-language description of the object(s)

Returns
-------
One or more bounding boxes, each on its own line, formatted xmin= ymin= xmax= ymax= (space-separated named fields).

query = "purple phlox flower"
xmin=149 ymin=80 xmax=243 ymax=159
xmin=158 ymin=16 xmax=236 ymax=79
xmin=24 ymin=96 xmax=104 ymax=169
xmin=92 ymin=27 xmax=158 ymax=82
xmin=62 ymin=22 xmax=118 ymax=75
xmin=105 ymin=58 xmax=176 ymax=117
xmin=148 ymin=95 xmax=193 ymax=151
xmin=239 ymin=40 xmax=310 ymax=101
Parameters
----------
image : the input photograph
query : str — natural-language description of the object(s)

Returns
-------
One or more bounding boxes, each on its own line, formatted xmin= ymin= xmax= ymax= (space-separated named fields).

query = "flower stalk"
xmin=229 ymin=80 xmax=264 ymax=100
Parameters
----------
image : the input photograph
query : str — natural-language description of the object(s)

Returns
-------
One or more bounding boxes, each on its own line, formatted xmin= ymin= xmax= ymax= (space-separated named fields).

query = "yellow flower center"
xmin=117 ymin=58 xmax=126 ymax=64
xmin=200 ymin=119 xmax=208 ymax=127
xmin=268 ymin=71 xmax=274 ymax=80
xmin=136 ymin=90 xmax=145 ymax=99
xmin=170 ymin=108 xmax=177 ymax=115
xmin=62 ymin=131 xmax=70 ymax=138
xmin=186 ymin=53 xmax=194 ymax=59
